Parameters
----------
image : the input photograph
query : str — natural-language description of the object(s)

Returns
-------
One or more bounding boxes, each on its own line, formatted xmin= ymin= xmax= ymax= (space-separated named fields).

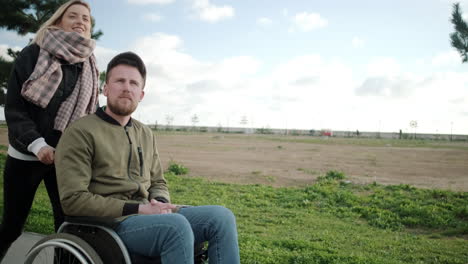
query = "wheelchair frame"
xmin=25 ymin=217 xmax=207 ymax=264
xmin=25 ymin=218 xmax=131 ymax=264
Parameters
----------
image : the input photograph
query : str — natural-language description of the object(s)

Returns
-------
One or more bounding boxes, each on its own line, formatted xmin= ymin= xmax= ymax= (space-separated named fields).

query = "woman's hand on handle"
xmin=37 ymin=146 xmax=55 ymax=165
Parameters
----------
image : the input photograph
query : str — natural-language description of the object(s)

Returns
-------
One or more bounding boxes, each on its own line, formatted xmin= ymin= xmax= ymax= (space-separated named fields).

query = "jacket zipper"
xmin=138 ymin=147 xmax=143 ymax=177
xmin=124 ymin=126 xmax=141 ymax=196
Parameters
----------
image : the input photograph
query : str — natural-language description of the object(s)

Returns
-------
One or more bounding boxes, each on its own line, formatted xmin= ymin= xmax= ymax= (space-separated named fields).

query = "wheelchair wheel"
xmin=24 ymin=233 xmax=103 ymax=264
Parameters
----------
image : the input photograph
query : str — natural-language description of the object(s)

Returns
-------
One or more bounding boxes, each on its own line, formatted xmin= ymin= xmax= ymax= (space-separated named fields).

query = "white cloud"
xmin=132 ymin=33 xmax=206 ymax=82
xmin=127 ymin=0 xmax=174 ymax=4
xmin=355 ymin=76 xmax=416 ymax=98
xmin=352 ymin=36 xmax=365 ymax=48
xmin=216 ymin=56 xmax=261 ymax=81
xmin=353 ymin=67 xmax=468 ymax=133
xmin=444 ymin=0 xmax=468 ymax=5
xmin=0 ymin=45 xmax=9 ymax=59
xmin=431 ymin=50 xmax=460 ymax=67
xmin=357 ymin=57 xmax=418 ymax=98
xmin=271 ymin=55 xmax=355 ymax=97
xmin=366 ymin=57 xmax=401 ymax=77
xmin=292 ymin=12 xmax=328 ymax=32
xmin=126 ymin=34 xmax=388 ymax=131
xmin=118 ymin=31 xmax=468 ymax=134
xmin=271 ymin=55 xmax=323 ymax=83
xmin=0 ymin=30 xmax=35 ymax=46
xmin=126 ymin=32 xmax=264 ymax=126
xmin=351 ymin=71 xmax=468 ymax=133
xmin=191 ymin=0 xmax=234 ymax=23
xmin=143 ymin=13 xmax=163 ymax=22
xmin=0 ymin=44 xmax=21 ymax=61
xmin=130 ymin=32 xmax=260 ymax=96
xmin=94 ymin=45 xmax=119 ymax=72
xmin=257 ymin=17 xmax=273 ymax=26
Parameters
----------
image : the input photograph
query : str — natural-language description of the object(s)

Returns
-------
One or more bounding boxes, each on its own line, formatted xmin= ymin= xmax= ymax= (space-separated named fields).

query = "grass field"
xmin=0 ymin=151 xmax=467 ymax=263
xmin=155 ymin=130 xmax=468 ymax=150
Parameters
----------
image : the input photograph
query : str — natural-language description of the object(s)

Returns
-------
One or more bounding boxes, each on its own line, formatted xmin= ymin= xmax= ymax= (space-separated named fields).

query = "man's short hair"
xmin=106 ymin=51 xmax=147 ymax=88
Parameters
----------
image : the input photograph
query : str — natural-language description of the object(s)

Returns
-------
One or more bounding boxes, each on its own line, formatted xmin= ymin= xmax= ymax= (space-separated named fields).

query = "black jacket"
xmin=5 ymin=44 xmax=82 ymax=155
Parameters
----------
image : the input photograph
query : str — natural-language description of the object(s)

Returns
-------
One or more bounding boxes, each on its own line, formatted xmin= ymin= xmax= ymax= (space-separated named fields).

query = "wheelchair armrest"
xmin=64 ymin=216 xmax=120 ymax=229
xmin=64 ymin=204 xmax=193 ymax=229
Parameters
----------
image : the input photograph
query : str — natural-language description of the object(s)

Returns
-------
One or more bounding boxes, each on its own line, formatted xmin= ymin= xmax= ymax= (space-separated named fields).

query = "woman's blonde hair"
xmin=32 ymin=0 xmax=92 ymax=45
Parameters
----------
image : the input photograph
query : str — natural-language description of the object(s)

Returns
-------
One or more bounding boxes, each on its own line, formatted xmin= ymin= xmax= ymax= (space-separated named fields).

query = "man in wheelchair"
xmin=54 ymin=52 xmax=240 ymax=264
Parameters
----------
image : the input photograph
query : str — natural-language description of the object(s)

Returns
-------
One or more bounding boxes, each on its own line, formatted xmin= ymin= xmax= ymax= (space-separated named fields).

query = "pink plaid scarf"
xmin=21 ymin=29 xmax=99 ymax=132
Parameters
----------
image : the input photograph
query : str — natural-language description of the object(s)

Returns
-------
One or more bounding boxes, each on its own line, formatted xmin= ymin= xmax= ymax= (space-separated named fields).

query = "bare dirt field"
xmin=1 ymin=128 xmax=467 ymax=191
xmin=155 ymin=132 xmax=468 ymax=192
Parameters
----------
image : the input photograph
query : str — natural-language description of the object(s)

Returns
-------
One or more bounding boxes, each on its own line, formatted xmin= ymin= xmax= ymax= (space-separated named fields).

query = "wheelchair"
xmin=24 ymin=216 xmax=207 ymax=264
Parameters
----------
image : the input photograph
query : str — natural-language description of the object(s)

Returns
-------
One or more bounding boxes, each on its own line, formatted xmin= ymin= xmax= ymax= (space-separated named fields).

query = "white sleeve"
xmin=27 ymin=137 xmax=51 ymax=156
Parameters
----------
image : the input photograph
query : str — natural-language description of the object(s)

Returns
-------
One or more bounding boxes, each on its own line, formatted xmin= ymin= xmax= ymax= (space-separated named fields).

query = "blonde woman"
xmin=0 ymin=0 xmax=99 ymax=260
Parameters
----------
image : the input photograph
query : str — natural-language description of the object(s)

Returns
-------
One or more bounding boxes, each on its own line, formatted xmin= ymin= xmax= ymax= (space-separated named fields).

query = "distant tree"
xmin=450 ymin=3 xmax=468 ymax=62
xmin=165 ymin=115 xmax=174 ymax=130
xmin=0 ymin=0 xmax=103 ymax=39
xmin=7 ymin=48 xmax=20 ymax=60
xmin=89 ymin=18 xmax=103 ymax=40
xmin=0 ymin=56 xmax=11 ymax=107
xmin=450 ymin=122 xmax=454 ymax=141
xmin=0 ymin=49 xmax=22 ymax=107
xmin=240 ymin=115 xmax=248 ymax=126
xmin=0 ymin=0 xmax=66 ymax=35
xmin=410 ymin=120 xmax=418 ymax=139
xmin=191 ymin=114 xmax=199 ymax=130
xmin=0 ymin=0 xmax=104 ymax=106
xmin=99 ymin=71 xmax=106 ymax=93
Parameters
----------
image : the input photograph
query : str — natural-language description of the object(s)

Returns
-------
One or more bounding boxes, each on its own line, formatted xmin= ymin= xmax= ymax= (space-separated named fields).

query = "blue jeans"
xmin=115 ymin=205 xmax=240 ymax=264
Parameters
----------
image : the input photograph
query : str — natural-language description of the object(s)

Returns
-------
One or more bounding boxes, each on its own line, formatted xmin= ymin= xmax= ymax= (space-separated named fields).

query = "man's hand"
xmin=37 ymin=146 xmax=55 ymax=165
xmin=138 ymin=199 xmax=177 ymax=215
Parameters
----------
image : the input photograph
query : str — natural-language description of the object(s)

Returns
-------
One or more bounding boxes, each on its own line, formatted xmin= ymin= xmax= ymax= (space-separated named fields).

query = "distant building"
xmin=321 ymin=129 xmax=333 ymax=137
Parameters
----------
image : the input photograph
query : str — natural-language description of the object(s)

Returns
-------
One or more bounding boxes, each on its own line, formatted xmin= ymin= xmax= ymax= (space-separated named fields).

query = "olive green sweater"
xmin=55 ymin=108 xmax=170 ymax=219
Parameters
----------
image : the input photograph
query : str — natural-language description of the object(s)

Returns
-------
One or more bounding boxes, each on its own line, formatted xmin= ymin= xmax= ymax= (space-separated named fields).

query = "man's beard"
xmin=107 ymin=98 xmax=138 ymax=116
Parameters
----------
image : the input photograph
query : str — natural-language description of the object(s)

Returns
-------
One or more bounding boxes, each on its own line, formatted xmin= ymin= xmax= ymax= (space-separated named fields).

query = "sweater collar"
xmin=96 ymin=106 xmax=133 ymax=127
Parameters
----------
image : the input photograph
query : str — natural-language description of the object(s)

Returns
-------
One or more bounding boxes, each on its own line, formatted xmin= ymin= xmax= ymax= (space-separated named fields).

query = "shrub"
xmin=256 ymin=128 xmax=274 ymax=134
xmin=325 ymin=170 xmax=346 ymax=180
xmin=167 ymin=162 xmax=189 ymax=175
xmin=317 ymin=170 xmax=346 ymax=181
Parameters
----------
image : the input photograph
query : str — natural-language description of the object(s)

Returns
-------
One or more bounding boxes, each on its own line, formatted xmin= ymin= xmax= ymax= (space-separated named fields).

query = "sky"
xmin=1 ymin=0 xmax=468 ymax=134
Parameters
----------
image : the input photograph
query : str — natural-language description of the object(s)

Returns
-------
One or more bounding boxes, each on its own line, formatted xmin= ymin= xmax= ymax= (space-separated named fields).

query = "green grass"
xmin=0 ymin=154 xmax=467 ymax=263
xmin=168 ymin=172 xmax=468 ymax=263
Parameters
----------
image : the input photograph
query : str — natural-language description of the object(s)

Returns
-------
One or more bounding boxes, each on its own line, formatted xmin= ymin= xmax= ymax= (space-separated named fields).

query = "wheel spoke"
xmin=24 ymin=233 xmax=103 ymax=264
